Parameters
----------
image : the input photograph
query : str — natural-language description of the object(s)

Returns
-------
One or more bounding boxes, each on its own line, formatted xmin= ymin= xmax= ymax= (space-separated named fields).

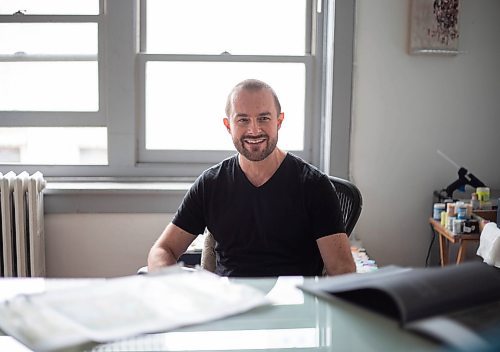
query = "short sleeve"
xmin=172 ymin=175 xmax=207 ymax=236
xmin=307 ymin=174 xmax=346 ymax=239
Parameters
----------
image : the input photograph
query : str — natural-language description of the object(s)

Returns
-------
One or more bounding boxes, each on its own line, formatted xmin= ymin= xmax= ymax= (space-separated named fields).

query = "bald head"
xmin=225 ymin=79 xmax=281 ymax=118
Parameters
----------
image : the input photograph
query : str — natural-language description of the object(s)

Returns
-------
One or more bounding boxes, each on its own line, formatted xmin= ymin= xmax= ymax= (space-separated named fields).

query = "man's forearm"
xmin=325 ymin=258 xmax=356 ymax=276
xmin=147 ymin=246 xmax=177 ymax=272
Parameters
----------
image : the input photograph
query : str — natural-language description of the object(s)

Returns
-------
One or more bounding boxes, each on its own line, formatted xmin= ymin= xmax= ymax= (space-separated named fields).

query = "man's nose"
xmin=247 ymin=119 xmax=261 ymax=134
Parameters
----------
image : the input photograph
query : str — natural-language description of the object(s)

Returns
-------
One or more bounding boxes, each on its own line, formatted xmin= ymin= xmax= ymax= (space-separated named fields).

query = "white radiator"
xmin=0 ymin=171 xmax=46 ymax=277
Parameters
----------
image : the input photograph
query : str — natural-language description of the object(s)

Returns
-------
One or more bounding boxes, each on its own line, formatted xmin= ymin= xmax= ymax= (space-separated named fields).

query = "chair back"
xmin=328 ymin=176 xmax=363 ymax=236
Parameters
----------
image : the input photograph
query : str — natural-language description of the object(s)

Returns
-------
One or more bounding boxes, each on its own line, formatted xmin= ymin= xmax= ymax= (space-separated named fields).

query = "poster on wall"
xmin=409 ymin=0 xmax=460 ymax=55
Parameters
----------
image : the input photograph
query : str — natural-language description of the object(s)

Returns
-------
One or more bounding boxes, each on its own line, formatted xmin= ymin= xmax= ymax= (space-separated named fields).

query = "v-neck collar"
xmin=235 ymin=152 xmax=289 ymax=189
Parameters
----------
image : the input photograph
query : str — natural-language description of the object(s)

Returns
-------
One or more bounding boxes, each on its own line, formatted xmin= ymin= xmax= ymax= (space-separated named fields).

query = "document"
xmin=0 ymin=267 xmax=269 ymax=352
xmin=298 ymin=262 xmax=500 ymax=351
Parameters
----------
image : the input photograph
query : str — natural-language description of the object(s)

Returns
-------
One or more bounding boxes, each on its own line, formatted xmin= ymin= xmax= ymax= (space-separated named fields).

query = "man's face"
xmin=223 ymin=88 xmax=284 ymax=162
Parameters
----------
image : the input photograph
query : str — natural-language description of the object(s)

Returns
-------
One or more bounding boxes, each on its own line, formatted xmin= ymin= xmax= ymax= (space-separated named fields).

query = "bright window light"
xmin=0 ymin=128 xmax=107 ymax=165
xmin=146 ymin=0 xmax=306 ymax=55
xmin=0 ymin=23 xmax=97 ymax=55
xmin=0 ymin=0 xmax=99 ymax=15
xmin=0 ymin=62 xmax=98 ymax=111
xmin=146 ymin=62 xmax=305 ymax=151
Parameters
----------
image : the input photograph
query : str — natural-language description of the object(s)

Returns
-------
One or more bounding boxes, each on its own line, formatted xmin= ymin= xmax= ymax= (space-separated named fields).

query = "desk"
xmin=429 ymin=217 xmax=480 ymax=266
xmin=0 ymin=276 xmax=439 ymax=352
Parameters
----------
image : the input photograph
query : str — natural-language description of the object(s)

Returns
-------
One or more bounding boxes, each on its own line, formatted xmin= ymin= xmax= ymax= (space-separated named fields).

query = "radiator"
xmin=0 ymin=171 xmax=46 ymax=277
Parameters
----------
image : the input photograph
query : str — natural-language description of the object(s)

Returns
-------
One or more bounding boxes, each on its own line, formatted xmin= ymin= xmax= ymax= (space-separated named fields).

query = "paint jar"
xmin=433 ymin=203 xmax=445 ymax=220
xmin=457 ymin=204 xmax=468 ymax=220
xmin=470 ymin=193 xmax=480 ymax=210
xmin=447 ymin=216 xmax=456 ymax=231
xmin=466 ymin=203 xmax=473 ymax=218
xmin=440 ymin=211 xmax=447 ymax=227
xmin=446 ymin=202 xmax=456 ymax=217
xmin=453 ymin=219 xmax=463 ymax=234
xmin=476 ymin=187 xmax=490 ymax=202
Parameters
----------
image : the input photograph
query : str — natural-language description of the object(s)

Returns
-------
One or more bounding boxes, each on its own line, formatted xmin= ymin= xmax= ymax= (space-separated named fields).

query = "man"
xmin=148 ymin=79 xmax=356 ymax=277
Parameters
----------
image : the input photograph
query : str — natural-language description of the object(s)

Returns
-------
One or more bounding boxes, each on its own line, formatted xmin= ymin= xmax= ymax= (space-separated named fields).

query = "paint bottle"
xmin=441 ymin=211 xmax=447 ymax=227
xmin=446 ymin=202 xmax=456 ymax=218
xmin=457 ymin=204 xmax=468 ymax=220
xmin=478 ymin=187 xmax=491 ymax=210
xmin=470 ymin=193 xmax=480 ymax=211
xmin=477 ymin=187 xmax=490 ymax=202
xmin=433 ymin=203 xmax=445 ymax=220
xmin=447 ymin=216 xmax=456 ymax=231
xmin=453 ymin=219 xmax=463 ymax=234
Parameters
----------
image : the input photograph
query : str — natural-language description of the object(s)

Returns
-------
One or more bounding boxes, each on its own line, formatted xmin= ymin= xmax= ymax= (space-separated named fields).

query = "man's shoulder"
xmin=285 ymin=153 xmax=328 ymax=181
xmin=200 ymin=154 xmax=238 ymax=180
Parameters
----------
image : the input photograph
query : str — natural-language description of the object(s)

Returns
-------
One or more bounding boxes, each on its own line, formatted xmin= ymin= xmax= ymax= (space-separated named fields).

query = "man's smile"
xmin=244 ymin=138 xmax=266 ymax=145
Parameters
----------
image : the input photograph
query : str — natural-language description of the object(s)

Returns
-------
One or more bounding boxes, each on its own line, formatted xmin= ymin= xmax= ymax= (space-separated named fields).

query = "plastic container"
xmin=471 ymin=193 xmax=480 ymax=210
xmin=457 ymin=204 xmax=468 ymax=220
xmin=433 ymin=203 xmax=445 ymax=220
xmin=476 ymin=187 xmax=490 ymax=202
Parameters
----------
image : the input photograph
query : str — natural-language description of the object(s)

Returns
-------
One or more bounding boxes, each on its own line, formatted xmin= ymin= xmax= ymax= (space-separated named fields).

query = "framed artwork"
xmin=409 ymin=0 xmax=460 ymax=55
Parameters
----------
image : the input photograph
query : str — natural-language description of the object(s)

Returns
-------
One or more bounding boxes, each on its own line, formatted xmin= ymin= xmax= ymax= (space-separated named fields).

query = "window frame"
xmin=0 ymin=0 xmax=351 ymax=180
xmin=137 ymin=0 xmax=318 ymax=168
xmin=0 ymin=6 xmax=106 ymax=127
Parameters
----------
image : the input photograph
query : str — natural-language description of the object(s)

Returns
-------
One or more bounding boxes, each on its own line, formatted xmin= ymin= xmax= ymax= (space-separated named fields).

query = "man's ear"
xmin=223 ymin=117 xmax=231 ymax=132
xmin=277 ymin=112 xmax=284 ymax=130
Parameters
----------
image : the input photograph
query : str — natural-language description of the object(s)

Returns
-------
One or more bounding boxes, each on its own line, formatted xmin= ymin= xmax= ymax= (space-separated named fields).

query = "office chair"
xmin=200 ymin=176 xmax=363 ymax=273
xmin=328 ymin=176 xmax=363 ymax=236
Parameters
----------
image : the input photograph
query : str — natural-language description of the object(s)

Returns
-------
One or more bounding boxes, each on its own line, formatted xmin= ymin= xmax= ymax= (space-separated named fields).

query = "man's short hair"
xmin=225 ymin=79 xmax=282 ymax=118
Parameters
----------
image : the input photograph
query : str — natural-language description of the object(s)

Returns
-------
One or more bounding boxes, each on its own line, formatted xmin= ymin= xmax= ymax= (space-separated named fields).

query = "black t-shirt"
xmin=172 ymin=153 xmax=345 ymax=277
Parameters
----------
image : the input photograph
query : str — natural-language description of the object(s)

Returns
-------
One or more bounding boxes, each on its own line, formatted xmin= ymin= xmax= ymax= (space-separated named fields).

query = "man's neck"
xmin=238 ymin=148 xmax=287 ymax=187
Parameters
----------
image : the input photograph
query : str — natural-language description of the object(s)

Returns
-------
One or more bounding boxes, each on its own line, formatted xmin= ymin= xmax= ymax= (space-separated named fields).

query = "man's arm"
xmin=317 ymin=233 xmax=356 ymax=276
xmin=147 ymin=222 xmax=197 ymax=272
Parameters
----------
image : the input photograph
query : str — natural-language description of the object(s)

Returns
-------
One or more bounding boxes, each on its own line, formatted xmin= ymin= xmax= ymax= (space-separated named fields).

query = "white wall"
xmin=45 ymin=213 xmax=172 ymax=277
xmin=351 ymin=0 xmax=500 ymax=266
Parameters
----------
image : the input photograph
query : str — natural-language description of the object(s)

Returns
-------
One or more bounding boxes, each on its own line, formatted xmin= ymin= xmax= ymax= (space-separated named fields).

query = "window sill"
xmin=44 ymin=180 xmax=192 ymax=214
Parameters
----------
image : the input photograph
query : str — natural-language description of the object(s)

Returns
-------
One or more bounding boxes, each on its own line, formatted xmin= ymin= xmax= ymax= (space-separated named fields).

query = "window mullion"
xmin=0 ymin=54 xmax=97 ymax=62
xmin=139 ymin=53 xmax=310 ymax=63
xmin=105 ymin=0 xmax=138 ymax=169
xmin=0 ymin=15 xmax=99 ymax=23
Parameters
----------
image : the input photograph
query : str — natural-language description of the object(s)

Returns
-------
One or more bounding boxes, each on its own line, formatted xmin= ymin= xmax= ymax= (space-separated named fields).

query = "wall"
xmin=351 ymin=0 xmax=500 ymax=266
xmin=45 ymin=213 xmax=172 ymax=277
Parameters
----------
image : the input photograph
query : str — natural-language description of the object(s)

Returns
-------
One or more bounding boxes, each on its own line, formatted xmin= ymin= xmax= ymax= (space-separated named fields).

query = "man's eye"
xmin=237 ymin=118 xmax=248 ymax=124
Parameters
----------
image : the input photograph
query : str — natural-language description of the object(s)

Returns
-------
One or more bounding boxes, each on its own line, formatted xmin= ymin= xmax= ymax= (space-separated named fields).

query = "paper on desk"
xmin=0 ymin=267 xmax=269 ymax=352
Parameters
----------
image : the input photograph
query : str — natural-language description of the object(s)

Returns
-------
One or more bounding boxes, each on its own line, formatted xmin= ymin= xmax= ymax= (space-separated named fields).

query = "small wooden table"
xmin=429 ymin=217 xmax=480 ymax=266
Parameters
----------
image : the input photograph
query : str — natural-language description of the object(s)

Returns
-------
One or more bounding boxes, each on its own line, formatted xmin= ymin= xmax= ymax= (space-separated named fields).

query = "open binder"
xmin=299 ymin=262 xmax=500 ymax=350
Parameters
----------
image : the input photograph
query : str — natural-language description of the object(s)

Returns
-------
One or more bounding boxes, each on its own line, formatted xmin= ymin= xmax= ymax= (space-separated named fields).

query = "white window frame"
xmin=0 ymin=0 xmax=351 ymax=180
xmin=0 ymin=4 xmax=106 ymax=130
xmin=137 ymin=0 xmax=318 ymax=169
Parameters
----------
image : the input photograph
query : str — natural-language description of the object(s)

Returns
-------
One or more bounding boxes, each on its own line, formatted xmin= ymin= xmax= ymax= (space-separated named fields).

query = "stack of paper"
xmin=0 ymin=267 xmax=269 ymax=352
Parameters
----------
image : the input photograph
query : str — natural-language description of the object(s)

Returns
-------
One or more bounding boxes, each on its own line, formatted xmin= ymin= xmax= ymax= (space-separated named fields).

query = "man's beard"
xmin=234 ymin=133 xmax=278 ymax=162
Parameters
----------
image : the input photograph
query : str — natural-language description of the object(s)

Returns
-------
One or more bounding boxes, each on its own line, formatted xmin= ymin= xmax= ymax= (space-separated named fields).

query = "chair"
xmin=328 ymin=176 xmax=363 ymax=236
xmin=201 ymin=176 xmax=363 ymax=273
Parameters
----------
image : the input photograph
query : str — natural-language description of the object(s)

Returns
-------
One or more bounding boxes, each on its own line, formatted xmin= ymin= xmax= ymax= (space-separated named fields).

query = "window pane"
xmin=0 ymin=0 xmax=99 ymax=15
xmin=0 ymin=24 xmax=97 ymax=55
xmin=146 ymin=62 xmax=305 ymax=151
xmin=0 ymin=62 xmax=98 ymax=111
xmin=146 ymin=0 xmax=306 ymax=55
xmin=0 ymin=128 xmax=107 ymax=165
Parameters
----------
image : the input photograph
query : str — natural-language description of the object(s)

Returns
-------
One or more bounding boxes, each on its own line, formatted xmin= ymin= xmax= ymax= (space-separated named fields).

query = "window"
xmin=138 ymin=0 xmax=315 ymax=166
xmin=0 ymin=0 xmax=106 ymax=165
xmin=0 ymin=0 xmax=344 ymax=178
